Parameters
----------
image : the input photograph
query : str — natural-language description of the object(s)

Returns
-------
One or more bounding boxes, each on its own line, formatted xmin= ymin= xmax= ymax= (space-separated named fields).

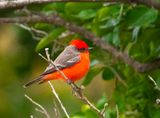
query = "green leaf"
xmin=125 ymin=6 xmax=158 ymax=27
xmin=102 ymin=67 xmax=115 ymax=80
xmin=36 ymin=28 xmax=65 ymax=51
xmin=155 ymin=77 xmax=160 ymax=90
xmin=43 ymin=3 xmax=65 ymax=13
xmin=71 ymin=112 xmax=85 ymax=118
xmin=94 ymin=5 xmax=121 ymax=22
xmin=83 ymin=67 xmax=103 ymax=86
xmin=34 ymin=23 xmax=54 ymax=32
xmin=132 ymin=26 xmax=141 ymax=41
xmin=96 ymin=95 xmax=107 ymax=109
xmin=100 ymin=18 xmax=120 ymax=29
xmin=74 ymin=9 xmax=96 ymax=20
xmin=103 ymin=27 xmax=120 ymax=46
xmin=65 ymin=2 xmax=102 ymax=14
xmin=112 ymin=27 xmax=120 ymax=46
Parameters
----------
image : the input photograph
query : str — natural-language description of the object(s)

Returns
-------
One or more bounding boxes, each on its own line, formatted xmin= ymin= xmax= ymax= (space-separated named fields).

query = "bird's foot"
xmin=70 ymin=83 xmax=84 ymax=98
xmin=66 ymin=79 xmax=72 ymax=85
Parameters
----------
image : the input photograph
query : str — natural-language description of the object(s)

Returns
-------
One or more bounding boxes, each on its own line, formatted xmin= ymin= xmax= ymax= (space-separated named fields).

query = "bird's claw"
xmin=66 ymin=79 xmax=72 ymax=85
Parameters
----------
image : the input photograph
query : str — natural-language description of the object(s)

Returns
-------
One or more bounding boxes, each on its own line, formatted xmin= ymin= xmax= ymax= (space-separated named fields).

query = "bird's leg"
xmin=66 ymin=79 xmax=84 ymax=98
xmin=66 ymin=79 xmax=79 ymax=91
xmin=68 ymin=82 xmax=83 ymax=98
xmin=71 ymin=82 xmax=81 ymax=92
xmin=66 ymin=79 xmax=72 ymax=85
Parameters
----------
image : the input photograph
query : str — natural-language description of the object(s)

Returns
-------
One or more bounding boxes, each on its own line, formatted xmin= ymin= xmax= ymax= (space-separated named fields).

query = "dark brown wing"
xmin=41 ymin=45 xmax=80 ymax=75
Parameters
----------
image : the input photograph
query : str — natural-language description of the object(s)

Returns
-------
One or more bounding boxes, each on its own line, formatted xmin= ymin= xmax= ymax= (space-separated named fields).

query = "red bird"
xmin=24 ymin=39 xmax=90 ymax=87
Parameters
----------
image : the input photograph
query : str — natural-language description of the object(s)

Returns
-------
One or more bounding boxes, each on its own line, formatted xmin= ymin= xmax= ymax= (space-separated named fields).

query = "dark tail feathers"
xmin=23 ymin=76 xmax=44 ymax=88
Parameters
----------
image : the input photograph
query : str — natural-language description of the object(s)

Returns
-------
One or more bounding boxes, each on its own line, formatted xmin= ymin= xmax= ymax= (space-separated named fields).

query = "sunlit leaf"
xmin=34 ymin=23 xmax=54 ymax=32
xmin=132 ymin=26 xmax=141 ymax=41
xmin=103 ymin=27 xmax=120 ymax=46
xmin=36 ymin=28 xmax=65 ymax=51
xmin=100 ymin=18 xmax=120 ymax=29
xmin=43 ymin=3 xmax=65 ymax=13
xmin=94 ymin=5 xmax=121 ymax=22
xmin=65 ymin=2 xmax=102 ymax=14
xmin=125 ymin=6 xmax=158 ymax=27
xmin=74 ymin=9 xmax=96 ymax=20
xmin=96 ymin=94 xmax=107 ymax=109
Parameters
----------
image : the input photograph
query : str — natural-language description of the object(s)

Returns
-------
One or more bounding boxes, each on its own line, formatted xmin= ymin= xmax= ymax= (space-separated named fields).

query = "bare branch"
xmin=101 ymin=103 xmax=108 ymax=117
xmin=116 ymin=104 xmax=119 ymax=118
xmin=35 ymin=108 xmax=46 ymax=114
xmin=148 ymin=75 xmax=160 ymax=105
xmin=48 ymin=81 xmax=70 ymax=118
xmin=0 ymin=0 xmax=59 ymax=9
xmin=53 ymin=99 xmax=61 ymax=118
xmin=1 ymin=13 xmax=160 ymax=72
xmin=128 ymin=0 xmax=160 ymax=10
xmin=39 ymin=49 xmax=70 ymax=118
xmin=25 ymin=94 xmax=50 ymax=118
xmin=148 ymin=75 xmax=160 ymax=91
xmin=16 ymin=23 xmax=48 ymax=40
xmin=3 ymin=13 xmax=159 ymax=73
xmin=108 ymin=66 xmax=127 ymax=87
xmin=38 ymin=53 xmax=48 ymax=61
xmin=1 ymin=0 xmax=160 ymax=10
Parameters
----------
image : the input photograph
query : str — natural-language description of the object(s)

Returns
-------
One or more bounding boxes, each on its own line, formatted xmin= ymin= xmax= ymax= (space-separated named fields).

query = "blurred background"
xmin=0 ymin=2 xmax=160 ymax=118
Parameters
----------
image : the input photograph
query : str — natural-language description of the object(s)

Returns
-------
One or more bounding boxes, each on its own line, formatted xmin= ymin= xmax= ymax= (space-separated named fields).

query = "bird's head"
xmin=70 ymin=39 xmax=91 ymax=52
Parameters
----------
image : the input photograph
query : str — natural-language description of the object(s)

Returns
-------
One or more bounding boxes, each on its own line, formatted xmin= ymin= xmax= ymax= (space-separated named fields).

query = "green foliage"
xmin=102 ymin=67 xmax=115 ymax=80
xmin=125 ymin=6 xmax=158 ymax=27
xmin=65 ymin=2 xmax=102 ymax=14
xmin=74 ymin=9 xmax=97 ymax=20
xmin=36 ymin=27 xmax=65 ymax=51
xmin=26 ymin=3 xmax=160 ymax=118
xmin=83 ymin=66 xmax=103 ymax=86
xmin=1 ymin=2 xmax=160 ymax=118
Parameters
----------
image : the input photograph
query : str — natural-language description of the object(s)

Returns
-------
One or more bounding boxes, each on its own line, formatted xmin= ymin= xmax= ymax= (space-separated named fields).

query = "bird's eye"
xmin=78 ymin=48 xmax=88 ymax=52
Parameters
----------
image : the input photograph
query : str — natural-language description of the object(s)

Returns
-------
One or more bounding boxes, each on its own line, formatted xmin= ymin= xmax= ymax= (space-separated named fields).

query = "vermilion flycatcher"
xmin=24 ymin=39 xmax=90 ymax=87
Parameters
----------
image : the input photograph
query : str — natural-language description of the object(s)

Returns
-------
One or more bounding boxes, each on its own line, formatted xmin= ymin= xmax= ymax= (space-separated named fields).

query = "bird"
xmin=24 ymin=39 xmax=90 ymax=87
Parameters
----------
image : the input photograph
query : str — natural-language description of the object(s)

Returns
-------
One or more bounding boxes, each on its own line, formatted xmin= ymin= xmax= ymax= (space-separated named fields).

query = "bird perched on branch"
xmin=24 ymin=39 xmax=91 ymax=87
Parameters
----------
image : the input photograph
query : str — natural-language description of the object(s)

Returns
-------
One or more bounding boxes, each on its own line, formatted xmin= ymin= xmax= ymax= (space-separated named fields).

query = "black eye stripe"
xmin=78 ymin=48 xmax=88 ymax=51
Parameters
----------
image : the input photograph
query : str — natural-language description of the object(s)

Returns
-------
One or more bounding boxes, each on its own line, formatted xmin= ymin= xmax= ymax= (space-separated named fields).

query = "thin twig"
xmin=58 ymin=30 xmax=75 ymax=39
xmin=35 ymin=108 xmax=45 ymax=114
xmin=1 ymin=0 xmax=160 ymax=10
xmin=116 ymin=104 xmax=119 ymax=118
xmin=25 ymin=94 xmax=50 ymax=118
xmin=0 ymin=0 xmax=56 ymax=9
xmin=45 ymin=48 xmax=71 ymax=83
xmin=148 ymin=75 xmax=160 ymax=91
xmin=101 ymin=103 xmax=108 ymax=117
xmin=39 ymin=51 xmax=70 ymax=118
xmin=16 ymin=23 xmax=48 ymax=40
xmin=108 ymin=66 xmax=127 ymax=87
xmin=148 ymin=75 xmax=160 ymax=105
xmin=38 ymin=53 xmax=48 ymax=61
xmin=48 ymin=81 xmax=70 ymax=118
xmin=53 ymin=99 xmax=61 ymax=118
